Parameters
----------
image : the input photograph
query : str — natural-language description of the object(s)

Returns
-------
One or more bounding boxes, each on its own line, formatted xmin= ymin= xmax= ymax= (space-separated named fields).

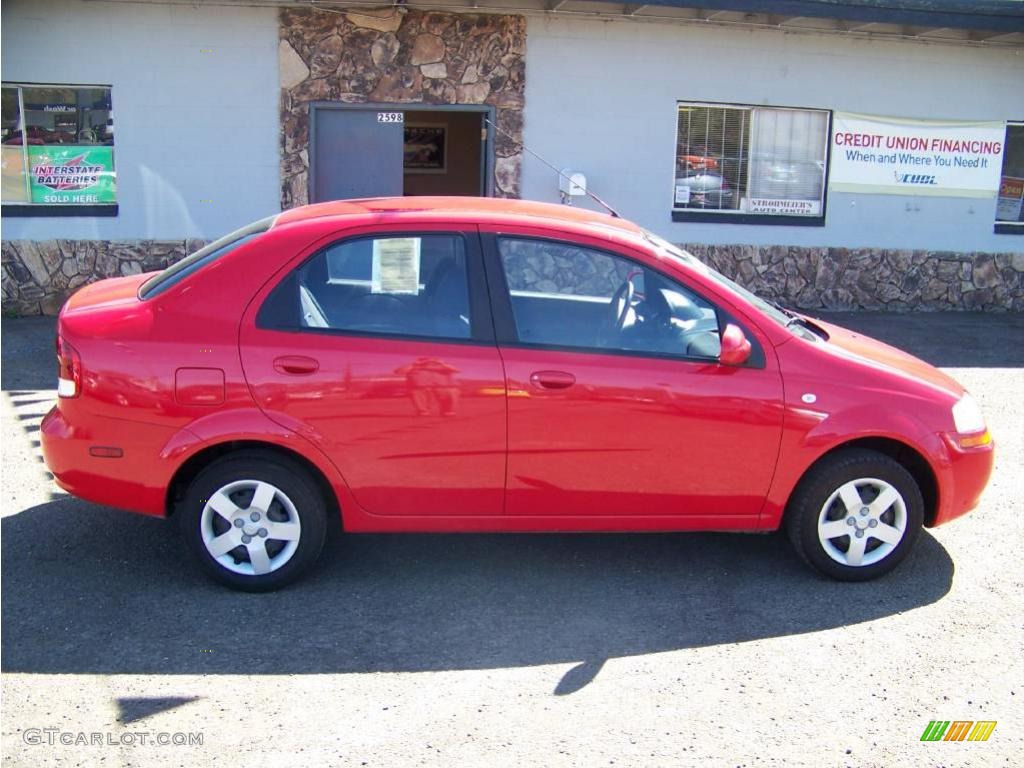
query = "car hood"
xmin=809 ymin=316 xmax=964 ymax=399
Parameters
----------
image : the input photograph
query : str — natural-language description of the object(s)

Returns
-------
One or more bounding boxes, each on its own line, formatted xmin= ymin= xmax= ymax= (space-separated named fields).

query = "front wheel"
xmin=785 ymin=448 xmax=924 ymax=581
xmin=178 ymin=451 xmax=327 ymax=591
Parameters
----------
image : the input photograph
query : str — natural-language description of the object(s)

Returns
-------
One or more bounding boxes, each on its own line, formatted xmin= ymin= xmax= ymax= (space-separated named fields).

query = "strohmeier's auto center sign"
xmin=829 ymin=112 xmax=1004 ymax=197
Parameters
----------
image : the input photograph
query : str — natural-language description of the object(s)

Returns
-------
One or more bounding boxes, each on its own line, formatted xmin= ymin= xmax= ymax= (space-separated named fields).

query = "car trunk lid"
xmin=61 ymin=273 xmax=155 ymax=315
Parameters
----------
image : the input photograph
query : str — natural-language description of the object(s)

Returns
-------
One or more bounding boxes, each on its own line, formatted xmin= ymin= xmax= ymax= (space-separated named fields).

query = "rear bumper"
xmin=41 ymin=405 xmax=170 ymax=517
xmin=930 ymin=434 xmax=995 ymax=527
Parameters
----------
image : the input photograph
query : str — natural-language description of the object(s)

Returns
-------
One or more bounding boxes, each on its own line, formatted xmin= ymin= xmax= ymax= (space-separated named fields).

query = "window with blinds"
xmin=675 ymin=102 xmax=829 ymax=220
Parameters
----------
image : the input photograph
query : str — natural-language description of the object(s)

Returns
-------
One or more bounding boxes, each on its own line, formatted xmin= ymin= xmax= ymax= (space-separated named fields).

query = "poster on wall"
xmin=403 ymin=125 xmax=447 ymax=173
xmin=828 ymin=112 xmax=1005 ymax=197
xmin=742 ymin=198 xmax=822 ymax=216
xmin=996 ymin=176 xmax=1024 ymax=222
xmin=27 ymin=145 xmax=117 ymax=205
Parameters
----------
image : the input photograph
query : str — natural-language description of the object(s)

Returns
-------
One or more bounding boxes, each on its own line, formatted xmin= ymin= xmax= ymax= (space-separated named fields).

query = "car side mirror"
xmin=719 ymin=323 xmax=752 ymax=366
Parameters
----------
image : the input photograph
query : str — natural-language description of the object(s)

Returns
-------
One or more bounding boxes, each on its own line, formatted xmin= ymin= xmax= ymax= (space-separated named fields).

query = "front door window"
xmin=496 ymin=237 xmax=723 ymax=359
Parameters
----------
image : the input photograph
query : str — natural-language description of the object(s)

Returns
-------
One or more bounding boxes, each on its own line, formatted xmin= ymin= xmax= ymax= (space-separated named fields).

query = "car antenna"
xmin=484 ymin=117 xmax=621 ymax=218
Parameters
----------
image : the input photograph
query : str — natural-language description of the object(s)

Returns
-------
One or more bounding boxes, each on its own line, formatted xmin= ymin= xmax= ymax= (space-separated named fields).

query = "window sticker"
xmin=371 ymin=238 xmax=421 ymax=294
xmin=997 ymin=176 xmax=1023 ymax=222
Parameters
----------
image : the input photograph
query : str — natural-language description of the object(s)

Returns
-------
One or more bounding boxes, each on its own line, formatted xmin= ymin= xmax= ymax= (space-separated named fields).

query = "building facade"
xmin=2 ymin=0 xmax=1023 ymax=315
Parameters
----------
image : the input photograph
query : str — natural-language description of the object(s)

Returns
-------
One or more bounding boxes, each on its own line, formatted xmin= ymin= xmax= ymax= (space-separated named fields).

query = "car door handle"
xmin=273 ymin=355 xmax=319 ymax=375
xmin=529 ymin=370 xmax=576 ymax=390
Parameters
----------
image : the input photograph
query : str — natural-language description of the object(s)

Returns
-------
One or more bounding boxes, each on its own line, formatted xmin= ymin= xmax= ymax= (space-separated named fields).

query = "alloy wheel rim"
xmin=817 ymin=477 xmax=907 ymax=567
xmin=200 ymin=480 xmax=301 ymax=576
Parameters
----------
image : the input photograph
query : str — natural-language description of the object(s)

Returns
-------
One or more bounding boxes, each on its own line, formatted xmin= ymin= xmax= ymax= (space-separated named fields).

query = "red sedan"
xmin=41 ymin=198 xmax=994 ymax=590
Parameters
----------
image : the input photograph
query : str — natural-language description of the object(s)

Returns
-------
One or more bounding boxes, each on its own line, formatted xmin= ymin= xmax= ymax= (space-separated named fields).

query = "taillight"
xmin=56 ymin=335 xmax=81 ymax=398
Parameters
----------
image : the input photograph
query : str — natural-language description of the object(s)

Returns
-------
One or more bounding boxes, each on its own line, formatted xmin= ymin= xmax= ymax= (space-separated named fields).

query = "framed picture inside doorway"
xmin=404 ymin=124 xmax=447 ymax=173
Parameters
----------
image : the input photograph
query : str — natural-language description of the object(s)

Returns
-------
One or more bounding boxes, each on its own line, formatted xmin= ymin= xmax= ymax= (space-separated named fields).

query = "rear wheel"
xmin=785 ymin=448 xmax=924 ymax=581
xmin=178 ymin=451 xmax=327 ymax=591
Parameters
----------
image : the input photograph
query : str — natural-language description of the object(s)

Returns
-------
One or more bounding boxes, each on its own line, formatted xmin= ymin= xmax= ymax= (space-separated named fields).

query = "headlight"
xmin=952 ymin=393 xmax=985 ymax=434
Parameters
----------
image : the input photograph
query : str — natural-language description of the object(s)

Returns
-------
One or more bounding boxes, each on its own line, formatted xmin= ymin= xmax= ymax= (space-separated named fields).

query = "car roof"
xmin=274 ymin=196 xmax=643 ymax=236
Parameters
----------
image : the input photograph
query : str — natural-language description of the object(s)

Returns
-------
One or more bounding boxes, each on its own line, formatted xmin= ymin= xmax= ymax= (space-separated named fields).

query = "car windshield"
xmin=641 ymin=229 xmax=793 ymax=329
xmin=138 ymin=215 xmax=277 ymax=300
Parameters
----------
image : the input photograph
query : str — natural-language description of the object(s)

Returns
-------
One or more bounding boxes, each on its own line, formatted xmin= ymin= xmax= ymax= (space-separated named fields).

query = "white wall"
xmin=1 ymin=0 xmax=280 ymax=241
xmin=522 ymin=16 xmax=1024 ymax=251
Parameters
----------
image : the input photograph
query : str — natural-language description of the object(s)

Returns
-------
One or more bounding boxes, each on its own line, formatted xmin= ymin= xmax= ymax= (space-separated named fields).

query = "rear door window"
xmin=259 ymin=233 xmax=473 ymax=341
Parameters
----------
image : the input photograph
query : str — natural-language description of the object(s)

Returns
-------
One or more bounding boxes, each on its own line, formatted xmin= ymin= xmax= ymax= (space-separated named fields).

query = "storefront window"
xmin=1 ymin=83 xmax=116 ymax=214
xmin=673 ymin=102 xmax=828 ymax=224
xmin=995 ymin=122 xmax=1023 ymax=233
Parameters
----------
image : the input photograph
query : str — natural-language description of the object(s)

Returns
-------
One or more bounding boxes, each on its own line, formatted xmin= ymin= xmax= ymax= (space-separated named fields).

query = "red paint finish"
xmin=719 ymin=323 xmax=752 ymax=366
xmin=932 ymin=433 xmax=995 ymax=526
xmin=175 ymin=368 xmax=225 ymax=406
xmin=239 ymin=329 xmax=507 ymax=516
xmin=500 ymin=346 xmax=783 ymax=518
xmin=41 ymin=404 xmax=178 ymax=515
xmin=754 ymin=317 xmax=993 ymax=530
xmin=39 ymin=197 xmax=992 ymax=542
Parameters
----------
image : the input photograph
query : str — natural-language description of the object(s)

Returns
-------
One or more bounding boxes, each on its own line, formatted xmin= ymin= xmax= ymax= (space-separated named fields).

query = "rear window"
xmin=138 ymin=215 xmax=276 ymax=299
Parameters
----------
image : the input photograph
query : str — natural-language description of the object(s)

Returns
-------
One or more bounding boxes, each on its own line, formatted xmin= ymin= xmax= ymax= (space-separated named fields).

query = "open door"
xmin=402 ymin=110 xmax=485 ymax=196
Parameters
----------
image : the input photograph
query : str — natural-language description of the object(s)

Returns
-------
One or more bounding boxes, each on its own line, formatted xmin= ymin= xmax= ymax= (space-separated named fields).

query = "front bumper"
xmin=930 ymin=433 xmax=995 ymax=527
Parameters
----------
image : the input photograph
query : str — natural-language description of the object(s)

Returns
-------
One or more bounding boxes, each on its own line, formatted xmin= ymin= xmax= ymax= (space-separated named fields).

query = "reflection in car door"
xmin=240 ymin=226 xmax=508 ymax=518
xmin=482 ymin=229 xmax=785 ymax=526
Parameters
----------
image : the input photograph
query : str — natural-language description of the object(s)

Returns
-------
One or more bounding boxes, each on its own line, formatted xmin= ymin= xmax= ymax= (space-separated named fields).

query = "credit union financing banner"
xmin=829 ymin=112 xmax=1005 ymax=198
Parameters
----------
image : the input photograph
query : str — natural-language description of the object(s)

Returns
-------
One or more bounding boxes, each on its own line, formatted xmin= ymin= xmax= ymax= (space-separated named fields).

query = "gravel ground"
xmin=1 ymin=312 xmax=1022 ymax=768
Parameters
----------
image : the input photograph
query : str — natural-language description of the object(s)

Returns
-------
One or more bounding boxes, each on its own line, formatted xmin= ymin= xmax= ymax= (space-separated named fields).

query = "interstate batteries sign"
xmin=829 ymin=112 xmax=1004 ymax=197
xmin=28 ymin=145 xmax=116 ymax=204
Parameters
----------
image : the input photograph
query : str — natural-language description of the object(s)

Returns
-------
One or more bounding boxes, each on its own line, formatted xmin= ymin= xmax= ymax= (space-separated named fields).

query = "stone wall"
xmin=278 ymin=7 xmax=526 ymax=208
xmin=1 ymin=240 xmax=203 ymax=316
xmin=687 ymin=245 xmax=1024 ymax=313
xmin=501 ymin=238 xmax=635 ymax=297
xmin=2 ymin=240 xmax=1022 ymax=316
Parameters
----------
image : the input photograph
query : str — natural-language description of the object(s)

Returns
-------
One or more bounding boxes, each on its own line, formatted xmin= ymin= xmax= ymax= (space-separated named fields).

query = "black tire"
xmin=784 ymin=448 xmax=924 ymax=581
xmin=177 ymin=450 xmax=328 ymax=591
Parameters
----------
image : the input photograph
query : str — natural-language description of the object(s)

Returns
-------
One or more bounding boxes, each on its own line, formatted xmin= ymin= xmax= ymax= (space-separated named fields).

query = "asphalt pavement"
xmin=1 ymin=312 xmax=1022 ymax=767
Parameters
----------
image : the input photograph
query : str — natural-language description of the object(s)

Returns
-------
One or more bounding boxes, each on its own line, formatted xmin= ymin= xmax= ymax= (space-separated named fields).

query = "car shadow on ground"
xmin=1 ymin=495 xmax=953 ymax=689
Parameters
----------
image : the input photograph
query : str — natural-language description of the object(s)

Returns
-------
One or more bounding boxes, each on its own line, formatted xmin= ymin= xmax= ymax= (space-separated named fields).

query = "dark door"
xmin=311 ymin=108 xmax=404 ymax=202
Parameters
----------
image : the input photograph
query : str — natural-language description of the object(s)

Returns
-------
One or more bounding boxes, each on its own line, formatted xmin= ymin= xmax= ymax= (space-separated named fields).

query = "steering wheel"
xmin=598 ymin=277 xmax=636 ymax=345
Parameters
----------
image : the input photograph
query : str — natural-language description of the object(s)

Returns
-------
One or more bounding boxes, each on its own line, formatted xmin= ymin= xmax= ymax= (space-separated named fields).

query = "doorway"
xmin=309 ymin=104 xmax=494 ymax=203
